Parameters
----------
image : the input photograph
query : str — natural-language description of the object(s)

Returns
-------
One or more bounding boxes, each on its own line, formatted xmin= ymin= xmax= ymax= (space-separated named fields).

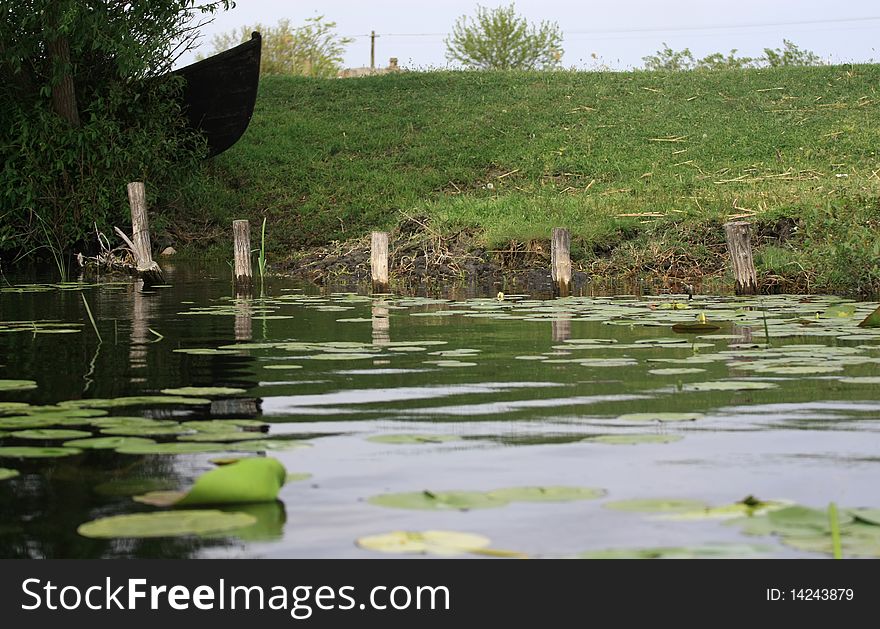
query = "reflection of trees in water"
xmin=0 ymin=455 xmax=208 ymax=558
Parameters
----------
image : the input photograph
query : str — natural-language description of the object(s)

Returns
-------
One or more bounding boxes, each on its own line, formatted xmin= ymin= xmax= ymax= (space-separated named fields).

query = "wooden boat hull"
xmin=173 ymin=32 xmax=261 ymax=158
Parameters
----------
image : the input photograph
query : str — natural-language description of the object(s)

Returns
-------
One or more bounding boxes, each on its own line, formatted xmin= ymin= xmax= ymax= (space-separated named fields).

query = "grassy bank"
xmin=176 ymin=65 xmax=880 ymax=295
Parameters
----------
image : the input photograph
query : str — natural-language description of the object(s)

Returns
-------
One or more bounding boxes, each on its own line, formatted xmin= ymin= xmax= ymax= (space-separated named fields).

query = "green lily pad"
xmin=368 ymin=490 xmax=509 ymax=511
xmin=60 ymin=396 xmax=212 ymax=408
xmin=262 ymin=364 xmax=303 ymax=370
xmin=101 ymin=425 xmax=191 ymax=437
xmin=584 ymin=434 xmax=683 ymax=445
xmin=578 ymin=544 xmax=772 ymax=559
xmin=357 ymin=530 xmax=491 ymax=556
xmin=367 ymin=434 xmax=461 ymax=445
xmin=177 ymin=457 xmax=287 ymax=506
xmin=181 ymin=419 xmax=267 ymax=431
xmin=0 ymin=468 xmax=20 ymax=481
xmin=616 ymin=412 xmax=704 ymax=423
xmin=754 ymin=365 xmax=843 ymax=375
xmin=604 ymin=498 xmax=709 ymax=513
xmin=11 ymin=429 xmax=92 ymax=440
xmin=850 ymin=509 xmax=880 ymax=526
xmin=671 ymin=323 xmax=721 ymax=333
xmin=660 ymin=498 xmax=792 ymax=520
xmin=178 ymin=431 xmax=265 ymax=442
xmin=683 ymin=380 xmax=778 ymax=391
xmin=858 ymin=305 xmax=880 ymax=328
xmin=93 ymin=478 xmax=177 ymax=497
xmin=837 ymin=377 xmax=880 ymax=384
xmin=485 ymin=486 xmax=606 ymax=503
xmin=133 ymin=490 xmax=186 ymax=507
xmin=63 ymin=436 xmax=156 ymax=450
xmin=0 ymin=379 xmax=37 ymax=392
xmin=159 ymin=387 xmax=247 ymax=397
xmin=226 ymin=439 xmax=312 ymax=452
xmin=647 ymin=368 xmax=707 ymax=375
xmin=285 ymin=472 xmax=312 ymax=483
xmin=309 ymin=353 xmax=377 ymax=361
xmin=0 ymin=446 xmax=82 ymax=458
xmin=115 ymin=442 xmax=230 ymax=455
xmin=77 ymin=510 xmax=257 ymax=538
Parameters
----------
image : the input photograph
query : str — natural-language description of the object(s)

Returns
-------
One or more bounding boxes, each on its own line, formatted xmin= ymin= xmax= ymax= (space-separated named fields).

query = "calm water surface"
xmin=1 ymin=262 xmax=879 ymax=558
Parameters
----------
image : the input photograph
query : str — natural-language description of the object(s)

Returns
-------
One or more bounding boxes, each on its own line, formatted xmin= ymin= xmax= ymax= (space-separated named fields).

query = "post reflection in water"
xmin=372 ymin=299 xmax=390 ymax=346
xmin=128 ymin=280 xmax=153 ymax=384
xmin=552 ymin=316 xmax=571 ymax=342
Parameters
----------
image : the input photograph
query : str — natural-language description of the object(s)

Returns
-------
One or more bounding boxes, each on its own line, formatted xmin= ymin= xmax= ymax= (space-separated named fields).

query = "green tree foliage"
xmin=0 ymin=1 xmax=231 ymax=258
xmin=203 ymin=17 xmax=352 ymax=78
xmin=643 ymin=40 xmax=822 ymax=71
xmin=445 ymin=3 xmax=563 ymax=70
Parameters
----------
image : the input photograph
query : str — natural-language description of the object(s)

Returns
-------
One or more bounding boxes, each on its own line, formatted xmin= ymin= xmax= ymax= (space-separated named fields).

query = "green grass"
xmin=175 ymin=65 xmax=880 ymax=295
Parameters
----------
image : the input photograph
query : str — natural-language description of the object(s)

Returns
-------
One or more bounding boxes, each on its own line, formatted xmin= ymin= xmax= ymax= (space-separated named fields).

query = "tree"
xmin=203 ymin=17 xmax=352 ymax=78
xmin=0 ymin=1 xmax=233 ymax=257
xmin=445 ymin=4 xmax=563 ymax=70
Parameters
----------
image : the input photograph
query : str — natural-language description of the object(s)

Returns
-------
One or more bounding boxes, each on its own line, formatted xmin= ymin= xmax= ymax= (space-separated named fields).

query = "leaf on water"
xmin=159 ymin=387 xmax=247 ymax=397
xmin=683 ymin=381 xmax=778 ymax=391
xmin=225 ymin=439 xmax=312 ymax=452
xmin=133 ymin=490 xmax=187 ymax=507
xmin=850 ymin=509 xmax=880 ymax=526
xmin=285 ymin=473 xmax=312 ymax=483
xmin=578 ymin=543 xmax=773 ymax=559
xmin=93 ymin=478 xmax=177 ymax=497
xmin=0 ymin=468 xmax=20 ymax=481
xmin=659 ymin=498 xmax=793 ymax=521
xmin=115 ymin=442 xmax=230 ymax=455
xmin=584 ymin=434 xmax=683 ymax=445
xmin=857 ymin=305 xmax=880 ymax=328
xmin=0 ymin=379 xmax=37 ymax=392
xmin=262 ymin=364 xmax=303 ymax=369
xmin=604 ymin=498 xmax=709 ymax=513
xmin=368 ymin=490 xmax=509 ymax=511
xmin=10 ymin=429 xmax=92 ymax=440
xmin=62 ymin=437 xmax=156 ymax=450
xmin=101 ymin=426 xmax=191 ymax=437
xmin=177 ymin=458 xmax=287 ymax=506
xmin=485 ymin=486 xmax=606 ymax=503
xmin=616 ymin=412 xmax=704 ymax=422
xmin=647 ymin=368 xmax=707 ymax=376
xmin=77 ymin=510 xmax=257 ymax=539
xmin=177 ymin=432 xmax=265 ymax=442
xmin=357 ymin=530 xmax=492 ymax=556
xmin=837 ymin=376 xmax=880 ymax=384
xmin=0 ymin=446 xmax=82 ymax=458
xmin=366 ymin=434 xmax=461 ymax=445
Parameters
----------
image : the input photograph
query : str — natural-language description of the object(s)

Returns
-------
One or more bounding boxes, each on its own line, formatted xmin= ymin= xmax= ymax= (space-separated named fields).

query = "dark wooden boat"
xmin=173 ymin=32 xmax=261 ymax=158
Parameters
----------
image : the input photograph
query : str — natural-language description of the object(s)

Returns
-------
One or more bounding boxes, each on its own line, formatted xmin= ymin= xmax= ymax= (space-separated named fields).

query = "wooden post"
xmin=371 ymin=231 xmax=389 ymax=292
xmin=370 ymin=30 xmax=376 ymax=70
xmin=233 ymin=220 xmax=253 ymax=290
xmin=551 ymin=227 xmax=571 ymax=297
xmin=114 ymin=182 xmax=164 ymax=286
xmin=724 ymin=221 xmax=758 ymax=295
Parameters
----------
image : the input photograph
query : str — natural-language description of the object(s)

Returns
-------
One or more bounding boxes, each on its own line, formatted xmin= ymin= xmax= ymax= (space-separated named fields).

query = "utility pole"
xmin=370 ymin=30 xmax=376 ymax=70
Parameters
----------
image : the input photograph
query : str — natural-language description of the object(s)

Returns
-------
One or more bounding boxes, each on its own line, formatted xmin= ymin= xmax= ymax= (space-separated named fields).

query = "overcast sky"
xmin=179 ymin=0 xmax=880 ymax=70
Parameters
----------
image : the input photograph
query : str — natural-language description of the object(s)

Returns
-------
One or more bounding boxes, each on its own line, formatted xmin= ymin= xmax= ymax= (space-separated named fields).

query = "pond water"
xmin=2 ymin=262 xmax=880 ymax=559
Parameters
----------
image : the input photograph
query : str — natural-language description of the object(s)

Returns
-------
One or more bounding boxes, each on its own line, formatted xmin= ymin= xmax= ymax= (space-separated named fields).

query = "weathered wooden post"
xmin=114 ymin=182 xmax=164 ymax=286
xmin=233 ymin=220 xmax=253 ymax=291
xmin=551 ymin=227 xmax=571 ymax=297
xmin=371 ymin=231 xmax=389 ymax=293
xmin=724 ymin=221 xmax=758 ymax=295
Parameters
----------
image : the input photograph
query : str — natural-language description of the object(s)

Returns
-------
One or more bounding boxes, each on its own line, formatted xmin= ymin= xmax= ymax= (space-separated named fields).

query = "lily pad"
xmin=10 ymin=429 xmax=92 ymax=440
xmin=604 ymin=498 xmax=709 ymax=513
xmin=159 ymin=387 xmax=247 ymax=397
xmin=285 ymin=472 xmax=312 ymax=483
xmin=133 ymin=490 xmax=186 ymax=507
xmin=368 ymin=490 xmax=509 ymax=511
xmin=0 ymin=446 xmax=82 ymax=458
xmin=486 ymin=486 xmax=606 ymax=502
xmin=837 ymin=377 xmax=880 ymax=384
xmin=63 ymin=436 xmax=156 ymax=450
xmin=850 ymin=509 xmax=880 ymax=526
xmin=115 ymin=442 xmax=230 ymax=455
xmin=584 ymin=434 xmax=683 ymax=445
xmin=647 ymin=368 xmax=706 ymax=376
xmin=77 ymin=510 xmax=257 ymax=538
xmin=616 ymin=412 xmax=704 ymax=423
xmin=227 ymin=439 xmax=312 ymax=452
xmin=367 ymin=434 xmax=461 ymax=445
xmin=858 ymin=305 xmax=880 ymax=328
xmin=101 ymin=426 xmax=191 ymax=437
xmin=578 ymin=544 xmax=772 ymax=559
xmin=0 ymin=379 xmax=37 ymax=392
xmin=357 ymin=530 xmax=491 ymax=556
xmin=0 ymin=468 xmax=20 ymax=481
xmin=683 ymin=380 xmax=778 ymax=391
xmin=177 ymin=432 xmax=265 ymax=442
